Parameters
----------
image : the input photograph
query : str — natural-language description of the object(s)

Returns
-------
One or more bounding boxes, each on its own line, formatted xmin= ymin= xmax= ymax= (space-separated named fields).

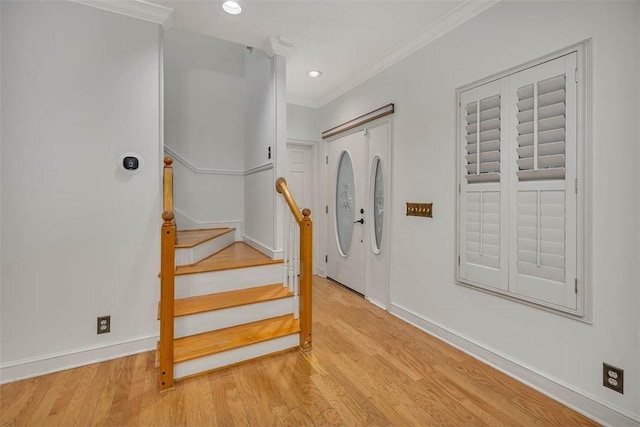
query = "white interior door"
xmin=287 ymin=145 xmax=312 ymax=210
xmin=326 ymin=131 xmax=366 ymax=294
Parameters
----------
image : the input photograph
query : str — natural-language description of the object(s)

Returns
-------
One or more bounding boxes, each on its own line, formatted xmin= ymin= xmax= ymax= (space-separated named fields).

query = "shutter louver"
xmin=466 ymin=191 xmax=501 ymax=269
xmin=465 ymin=95 xmax=501 ymax=183
xmin=516 ymin=190 xmax=565 ymax=283
xmin=515 ymin=74 xmax=566 ymax=181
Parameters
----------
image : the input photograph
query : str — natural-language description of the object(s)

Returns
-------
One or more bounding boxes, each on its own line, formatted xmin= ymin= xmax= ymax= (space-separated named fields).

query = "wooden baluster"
xmin=299 ymin=208 xmax=313 ymax=351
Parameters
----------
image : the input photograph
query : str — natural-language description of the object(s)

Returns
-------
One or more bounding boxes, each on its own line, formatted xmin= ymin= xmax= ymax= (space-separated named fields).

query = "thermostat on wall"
xmin=119 ymin=152 xmax=144 ymax=174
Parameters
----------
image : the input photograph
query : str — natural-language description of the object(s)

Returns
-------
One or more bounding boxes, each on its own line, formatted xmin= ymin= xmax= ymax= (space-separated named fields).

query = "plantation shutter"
xmin=508 ymin=53 xmax=578 ymax=309
xmin=459 ymin=80 xmax=508 ymax=291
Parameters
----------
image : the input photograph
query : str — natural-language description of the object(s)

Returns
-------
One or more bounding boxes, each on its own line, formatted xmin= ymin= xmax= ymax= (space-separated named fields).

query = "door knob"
xmin=354 ymin=218 xmax=364 ymax=224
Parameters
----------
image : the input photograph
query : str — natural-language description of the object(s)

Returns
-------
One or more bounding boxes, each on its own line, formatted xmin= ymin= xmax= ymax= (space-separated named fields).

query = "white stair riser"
xmin=174 ymin=334 xmax=299 ymax=379
xmin=174 ymin=297 xmax=295 ymax=338
xmin=175 ymin=264 xmax=282 ymax=298
xmin=175 ymin=232 xmax=235 ymax=267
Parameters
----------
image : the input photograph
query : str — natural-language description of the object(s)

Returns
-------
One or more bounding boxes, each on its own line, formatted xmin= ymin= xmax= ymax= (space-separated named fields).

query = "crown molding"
xmin=70 ymin=0 xmax=175 ymax=29
xmin=312 ymin=0 xmax=500 ymax=108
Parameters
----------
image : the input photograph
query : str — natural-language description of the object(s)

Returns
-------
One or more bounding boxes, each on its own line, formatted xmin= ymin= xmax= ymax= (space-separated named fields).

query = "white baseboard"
xmin=242 ymin=235 xmax=283 ymax=259
xmin=389 ymin=302 xmax=640 ymax=427
xmin=366 ymin=297 xmax=387 ymax=311
xmin=0 ymin=334 xmax=158 ymax=384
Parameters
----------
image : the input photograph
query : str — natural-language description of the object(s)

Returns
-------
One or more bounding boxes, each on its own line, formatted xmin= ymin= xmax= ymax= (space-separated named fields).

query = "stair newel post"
xmin=299 ymin=208 xmax=313 ymax=351
xmin=159 ymin=211 xmax=175 ymax=391
xmin=159 ymin=158 xmax=176 ymax=391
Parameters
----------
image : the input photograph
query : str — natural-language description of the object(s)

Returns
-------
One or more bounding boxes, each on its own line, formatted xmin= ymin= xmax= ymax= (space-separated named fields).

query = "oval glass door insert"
xmin=336 ymin=151 xmax=355 ymax=255
xmin=373 ymin=157 xmax=384 ymax=251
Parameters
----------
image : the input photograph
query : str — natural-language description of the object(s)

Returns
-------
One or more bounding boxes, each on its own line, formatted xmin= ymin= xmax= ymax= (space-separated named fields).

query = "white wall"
xmin=0 ymin=1 xmax=162 ymax=381
xmin=288 ymin=104 xmax=320 ymax=142
xmin=164 ymin=29 xmax=245 ymax=232
xmin=243 ymin=48 xmax=276 ymax=254
xmin=320 ymin=1 xmax=640 ymax=423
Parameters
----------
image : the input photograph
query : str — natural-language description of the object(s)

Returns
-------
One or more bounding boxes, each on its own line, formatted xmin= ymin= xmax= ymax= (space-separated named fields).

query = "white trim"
xmin=164 ymin=146 xmax=274 ymax=177
xmin=366 ymin=297 xmax=386 ymax=311
xmin=389 ymin=303 xmax=640 ymax=427
xmin=164 ymin=146 xmax=244 ymax=176
xmin=70 ymin=0 xmax=175 ymax=28
xmin=287 ymin=139 xmax=321 ymax=275
xmin=0 ymin=335 xmax=157 ymax=384
xmin=454 ymin=40 xmax=593 ymax=320
xmin=290 ymin=0 xmax=500 ymax=108
xmin=244 ymin=161 xmax=274 ymax=176
xmin=242 ymin=235 xmax=282 ymax=259
xmin=287 ymin=138 xmax=318 ymax=147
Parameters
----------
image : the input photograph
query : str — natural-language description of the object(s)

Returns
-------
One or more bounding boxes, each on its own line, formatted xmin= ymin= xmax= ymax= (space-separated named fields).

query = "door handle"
xmin=354 ymin=218 xmax=364 ymax=224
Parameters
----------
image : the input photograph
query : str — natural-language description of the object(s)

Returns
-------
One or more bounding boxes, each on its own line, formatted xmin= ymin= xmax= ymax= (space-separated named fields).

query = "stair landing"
xmin=176 ymin=242 xmax=282 ymax=275
xmin=176 ymin=228 xmax=234 ymax=248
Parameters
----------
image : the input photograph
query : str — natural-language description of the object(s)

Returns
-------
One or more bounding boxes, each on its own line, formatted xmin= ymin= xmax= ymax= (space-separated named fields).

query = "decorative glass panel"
xmin=336 ymin=151 xmax=355 ymax=255
xmin=373 ymin=158 xmax=384 ymax=251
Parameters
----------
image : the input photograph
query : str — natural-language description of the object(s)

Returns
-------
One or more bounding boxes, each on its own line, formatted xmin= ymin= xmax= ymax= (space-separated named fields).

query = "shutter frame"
xmin=456 ymin=43 xmax=588 ymax=317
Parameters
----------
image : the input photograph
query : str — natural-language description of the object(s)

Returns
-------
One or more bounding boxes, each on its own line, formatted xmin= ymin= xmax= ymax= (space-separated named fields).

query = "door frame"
xmin=286 ymin=139 xmax=321 ymax=276
xmin=322 ymin=118 xmax=392 ymax=310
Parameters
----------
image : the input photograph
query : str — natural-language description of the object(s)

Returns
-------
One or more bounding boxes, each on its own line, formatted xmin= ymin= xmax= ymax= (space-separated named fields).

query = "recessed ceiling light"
xmin=222 ymin=1 xmax=242 ymax=15
xmin=307 ymin=70 xmax=322 ymax=78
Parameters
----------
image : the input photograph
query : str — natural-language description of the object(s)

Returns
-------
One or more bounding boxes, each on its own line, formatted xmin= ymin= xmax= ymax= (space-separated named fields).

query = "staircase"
xmin=169 ymin=231 xmax=300 ymax=380
xmin=158 ymin=158 xmax=313 ymax=390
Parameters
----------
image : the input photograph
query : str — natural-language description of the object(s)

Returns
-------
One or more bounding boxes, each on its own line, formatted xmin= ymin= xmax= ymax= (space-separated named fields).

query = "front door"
xmin=326 ymin=130 xmax=366 ymax=294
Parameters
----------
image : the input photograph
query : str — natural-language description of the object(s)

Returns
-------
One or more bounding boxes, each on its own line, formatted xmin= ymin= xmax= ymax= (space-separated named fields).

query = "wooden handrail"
xmin=159 ymin=157 xmax=175 ymax=391
xmin=275 ymin=177 xmax=303 ymax=224
xmin=276 ymin=177 xmax=312 ymax=351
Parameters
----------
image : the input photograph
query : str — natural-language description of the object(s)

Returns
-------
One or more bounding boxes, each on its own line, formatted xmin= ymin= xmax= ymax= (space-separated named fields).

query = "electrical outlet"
xmin=97 ymin=316 xmax=110 ymax=335
xmin=603 ymin=363 xmax=623 ymax=394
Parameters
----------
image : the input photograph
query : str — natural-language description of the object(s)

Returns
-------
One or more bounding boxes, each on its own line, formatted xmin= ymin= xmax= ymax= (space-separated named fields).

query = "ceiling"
xmin=153 ymin=0 xmax=498 ymax=108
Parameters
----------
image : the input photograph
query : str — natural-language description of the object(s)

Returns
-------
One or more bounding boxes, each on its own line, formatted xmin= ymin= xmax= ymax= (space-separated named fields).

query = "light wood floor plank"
xmin=0 ymin=277 xmax=600 ymax=426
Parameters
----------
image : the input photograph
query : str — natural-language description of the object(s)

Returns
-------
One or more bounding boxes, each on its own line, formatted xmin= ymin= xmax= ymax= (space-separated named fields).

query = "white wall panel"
xmin=321 ymin=1 xmax=640 ymax=421
xmin=1 ymin=1 xmax=161 ymax=380
xmin=164 ymin=29 xmax=245 ymax=226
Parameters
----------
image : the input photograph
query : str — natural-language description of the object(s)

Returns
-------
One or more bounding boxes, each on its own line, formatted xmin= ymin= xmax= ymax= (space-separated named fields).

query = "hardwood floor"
xmin=1 ymin=277 xmax=599 ymax=426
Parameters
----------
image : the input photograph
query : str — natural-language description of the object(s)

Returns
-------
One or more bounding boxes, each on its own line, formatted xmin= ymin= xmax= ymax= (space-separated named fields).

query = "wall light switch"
xmin=406 ymin=202 xmax=432 ymax=218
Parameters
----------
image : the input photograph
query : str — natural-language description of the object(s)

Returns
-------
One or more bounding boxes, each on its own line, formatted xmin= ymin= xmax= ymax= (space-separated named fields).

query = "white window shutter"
xmin=508 ymin=53 xmax=578 ymax=310
xmin=459 ymin=80 xmax=508 ymax=291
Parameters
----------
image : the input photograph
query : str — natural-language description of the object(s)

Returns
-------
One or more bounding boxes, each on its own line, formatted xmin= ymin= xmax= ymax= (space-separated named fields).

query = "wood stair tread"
xmin=168 ymin=284 xmax=293 ymax=318
xmin=175 ymin=228 xmax=234 ymax=249
xmin=176 ymin=242 xmax=282 ymax=275
xmin=174 ymin=315 xmax=300 ymax=363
